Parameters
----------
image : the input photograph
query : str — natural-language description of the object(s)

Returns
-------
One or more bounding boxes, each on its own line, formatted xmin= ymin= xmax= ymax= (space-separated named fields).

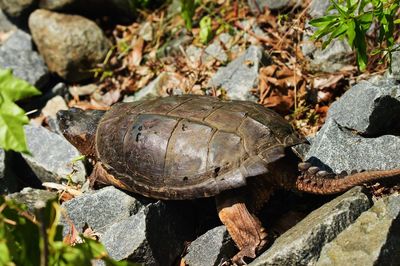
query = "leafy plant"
xmin=0 ymin=68 xmax=41 ymax=154
xmin=0 ymin=196 xmax=136 ymax=266
xmin=199 ymin=15 xmax=213 ymax=44
xmin=180 ymin=0 xmax=196 ymax=30
xmin=310 ymin=0 xmax=400 ymax=71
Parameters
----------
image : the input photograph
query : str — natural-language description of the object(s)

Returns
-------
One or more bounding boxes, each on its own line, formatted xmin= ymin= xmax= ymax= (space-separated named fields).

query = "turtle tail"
xmin=295 ymin=162 xmax=400 ymax=194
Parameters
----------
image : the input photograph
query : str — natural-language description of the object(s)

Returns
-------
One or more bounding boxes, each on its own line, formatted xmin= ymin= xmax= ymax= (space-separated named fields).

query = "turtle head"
xmin=57 ymin=108 xmax=105 ymax=159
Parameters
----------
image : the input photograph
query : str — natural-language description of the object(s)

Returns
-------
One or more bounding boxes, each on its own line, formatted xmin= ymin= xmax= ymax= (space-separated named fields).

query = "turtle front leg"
xmin=215 ymin=190 xmax=268 ymax=265
xmin=89 ymin=162 xmax=132 ymax=191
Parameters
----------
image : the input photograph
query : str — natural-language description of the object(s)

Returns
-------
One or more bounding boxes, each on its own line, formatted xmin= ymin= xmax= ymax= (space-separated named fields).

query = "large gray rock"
xmin=250 ymin=187 xmax=371 ymax=266
xmin=305 ymin=119 xmax=400 ymax=173
xmin=28 ymin=9 xmax=111 ymax=82
xmin=0 ymin=29 xmax=49 ymax=88
xmin=22 ymin=124 xmax=86 ymax=184
xmin=247 ymin=0 xmax=298 ymax=12
xmin=8 ymin=187 xmax=58 ymax=212
xmin=208 ymin=45 xmax=269 ymax=101
xmin=308 ymin=0 xmax=332 ymax=18
xmin=184 ymin=225 xmax=236 ymax=266
xmin=101 ymin=201 xmax=190 ymax=266
xmin=0 ymin=0 xmax=35 ymax=17
xmin=317 ymin=194 xmax=400 ymax=266
xmin=327 ymin=80 xmax=400 ymax=136
xmin=61 ymin=186 xmax=142 ymax=235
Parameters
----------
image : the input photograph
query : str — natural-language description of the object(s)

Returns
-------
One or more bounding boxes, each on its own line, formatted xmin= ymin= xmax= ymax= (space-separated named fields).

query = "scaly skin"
xmin=295 ymin=167 xmax=400 ymax=194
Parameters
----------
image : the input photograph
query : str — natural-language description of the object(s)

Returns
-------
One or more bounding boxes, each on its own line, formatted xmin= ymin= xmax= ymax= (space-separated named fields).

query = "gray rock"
xmin=317 ymin=194 xmax=400 ymax=266
xmin=327 ymin=80 xmax=400 ymax=136
xmin=28 ymin=9 xmax=111 ymax=82
xmin=308 ymin=0 xmax=331 ymax=18
xmin=184 ymin=225 xmax=236 ymax=266
xmin=247 ymin=0 xmax=299 ymax=12
xmin=22 ymin=124 xmax=86 ymax=184
xmin=157 ymin=33 xmax=193 ymax=58
xmin=8 ymin=187 xmax=58 ymax=212
xmin=0 ymin=0 xmax=35 ymax=17
xmin=250 ymin=187 xmax=371 ymax=266
xmin=302 ymin=0 xmax=353 ymax=73
xmin=305 ymin=119 xmax=400 ymax=173
xmin=388 ymin=48 xmax=400 ymax=81
xmin=101 ymin=201 xmax=189 ymax=266
xmin=123 ymin=72 xmax=183 ymax=102
xmin=0 ymin=29 xmax=49 ymax=88
xmin=61 ymin=186 xmax=142 ymax=235
xmin=208 ymin=45 xmax=269 ymax=101
xmin=301 ymin=30 xmax=353 ymax=73
xmin=0 ymin=9 xmax=16 ymax=32
xmin=202 ymin=33 xmax=233 ymax=63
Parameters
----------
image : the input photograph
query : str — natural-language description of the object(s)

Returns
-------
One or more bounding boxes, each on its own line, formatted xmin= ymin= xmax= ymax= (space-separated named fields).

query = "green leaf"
xmin=180 ymin=0 xmax=195 ymax=30
xmin=309 ymin=15 xmax=339 ymax=27
xmin=0 ymin=100 xmax=30 ymax=153
xmin=199 ymin=16 xmax=213 ymax=44
xmin=0 ymin=69 xmax=40 ymax=102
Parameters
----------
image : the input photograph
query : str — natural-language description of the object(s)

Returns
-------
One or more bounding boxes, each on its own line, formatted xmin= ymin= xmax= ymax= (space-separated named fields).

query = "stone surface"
xmin=302 ymin=0 xmax=353 ymax=73
xmin=0 ymin=29 xmax=49 ymax=88
xmin=184 ymin=225 xmax=236 ymax=266
xmin=8 ymin=187 xmax=58 ymax=212
xmin=247 ymin=0 xmax=298 ymax=12
xmin=327 ymin=80 xmax=400 ymax=136
xmin=101 ymin=201 xmax=191 ymax=266
xmin=390 ymin=48 xmax=400 ymax=80
xmin=41 ymin=95 xmax=68 ymax=119
xmin=308 ymin=0 xmax=331 ymax=18
xmin=208 ymin=45 xmax=269 ymax=101
xmin=28 ymin=9 xmax=111 ymax=82
xmin=0 ymin=0 xmax=35 ymax=17
xmin=317 ymin=194 xmax=400 ymax=266
xmin=250 ymin=187 xmax=371 ymax=266
xmin=61 ymin=186 xmax=143 ymax=235
xmin=301 ymin=30 xmax=353 ymax=73
xmin=305 ymin=119 xmax=400 ymax=173
xmin=22 ymin=124 xmax=86 ymax=184
xmin=0 ymin=9 xmax=16 ymax=32
xmin=123 ymin=72 xmax=184 ymax=102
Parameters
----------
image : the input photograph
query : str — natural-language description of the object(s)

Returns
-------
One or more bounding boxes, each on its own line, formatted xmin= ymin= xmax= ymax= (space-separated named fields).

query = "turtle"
xmin=57 ymin=95 xmax=400 ymax=264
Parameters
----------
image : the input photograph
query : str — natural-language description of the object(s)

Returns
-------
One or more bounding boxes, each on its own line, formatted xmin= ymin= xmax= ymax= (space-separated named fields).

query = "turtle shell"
xmin=95 ymin=95 xmax=303 ymax=199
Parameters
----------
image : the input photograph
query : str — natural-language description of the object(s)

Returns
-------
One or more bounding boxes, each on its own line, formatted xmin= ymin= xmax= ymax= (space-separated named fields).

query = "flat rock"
xmin=308 ymin=0 xmax=332 ymax=18
xmin=305 ymin=119 xmax=400 ymax=173
xmin=101 ymin=201 xmax=192 ymax=266
xmin=28 ymin=9 xmax=111 ymax=82
xmin=184 ymin=225 xmax=236 ymax=266
xmin=247 ymin=0 xmax=298 ymax=13
xmin=0 ymin=29 xmax=49 ymax=88
xmin=0 ymin=0 xmax=35 ymax=17
xmin=250 ymin=187 xmax=371 ymax=266
xmin=327 ymin=80 xmax=400 ymax=136
xmin=208 ymin=45 xmax=269 ymax=101
xmin=317 ymin=194 xmax=400 ymax=266
xmin=61 ymin=186 xmax=143 ymax=235
xmin=8 ymin=187 xmax=58 ymax=212
xmin=22 ymin=124 xmax=86 ymax=184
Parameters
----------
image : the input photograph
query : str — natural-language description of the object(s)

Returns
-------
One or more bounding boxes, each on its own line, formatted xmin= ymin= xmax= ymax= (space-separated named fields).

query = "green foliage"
xmin=199 ymin=15 xmax=213 ymax=44
xmin=310 ymin=0 xmax=400 ymax=71
xmin=0 ymin=196 xmax=136 ymax=266
xmin=0 ymin=68 xmax=41 ymax=154
xmin=180 ymin=0 xmax=196 ymax=30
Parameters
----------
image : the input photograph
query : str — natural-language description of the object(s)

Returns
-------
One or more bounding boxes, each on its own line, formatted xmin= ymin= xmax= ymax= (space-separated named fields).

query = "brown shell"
xmin=95 ymin=95 xmax=303 ymax=199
